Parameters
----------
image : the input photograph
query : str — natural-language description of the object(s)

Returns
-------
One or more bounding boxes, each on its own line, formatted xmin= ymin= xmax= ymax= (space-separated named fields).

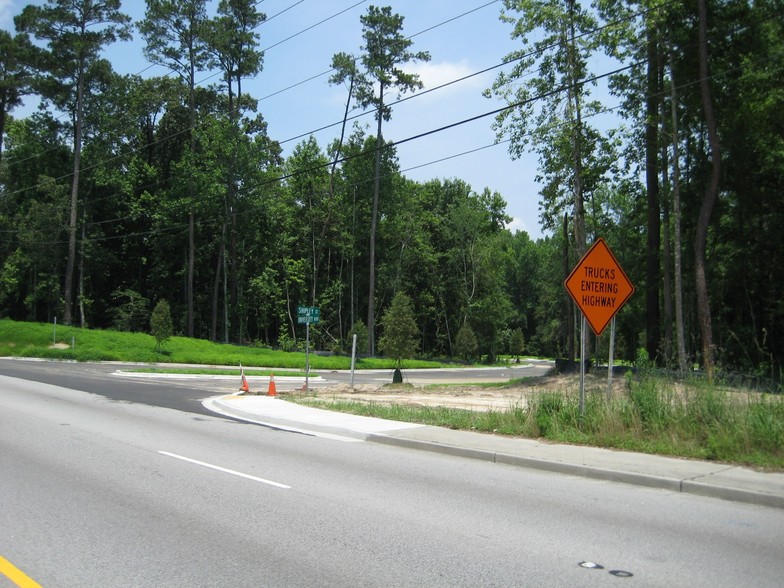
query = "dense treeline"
xmin=0 ymin=1 xmax=782 ymax=382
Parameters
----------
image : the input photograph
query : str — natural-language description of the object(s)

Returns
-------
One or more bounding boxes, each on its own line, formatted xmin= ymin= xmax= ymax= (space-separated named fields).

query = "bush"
xmin=111 ymin=288 xmax=150 ymax=332
xmin=150 ymin=300 xmax=173 ymax=352
xmin=455 ymin=323 xmax=478 ymax=363
xmin=277 ymin=331 xmax=301 ymax=352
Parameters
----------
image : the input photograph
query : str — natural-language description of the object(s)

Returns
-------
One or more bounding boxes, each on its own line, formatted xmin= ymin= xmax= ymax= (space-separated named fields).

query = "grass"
xmin=131 ymin=367 xmax=310 ymax=377
xmin=0 ymin=318 xmax=441 ymax=370
xmin=291 ymin=373 xmax=784 ymax=470
xmin=4 ymin=318 xmax=782 ymax=469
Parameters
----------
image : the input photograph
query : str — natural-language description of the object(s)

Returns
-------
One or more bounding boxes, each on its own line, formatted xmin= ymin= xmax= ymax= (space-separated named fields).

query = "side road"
xmin=204 ymin=393 xmax=784 ymax=510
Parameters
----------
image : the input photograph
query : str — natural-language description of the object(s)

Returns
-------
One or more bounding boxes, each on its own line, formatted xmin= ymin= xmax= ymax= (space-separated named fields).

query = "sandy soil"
xmin=293 ymin=373 xmax=629 ymax=412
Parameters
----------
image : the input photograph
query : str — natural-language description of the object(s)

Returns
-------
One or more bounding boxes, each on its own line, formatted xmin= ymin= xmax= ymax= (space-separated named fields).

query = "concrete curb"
xmin=203 ymin=396 xmax=370 ymax=441
xmin=206 ymin=395 xmax=784 ymax=510
xmin=367 ymin=432 xmax=784 ymax=508
xmin=368 ymin=433 xmax=684 ymax=492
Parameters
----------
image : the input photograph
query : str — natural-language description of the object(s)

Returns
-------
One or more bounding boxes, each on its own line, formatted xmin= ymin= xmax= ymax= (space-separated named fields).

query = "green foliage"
xmin=533 ymin=392 xmax=565 ymax=436
xmin=377 ymin=292 xmax=418 ymax=367
xmin=1 ymin=0 xmax=783 ymax=382
xmin=276 ymin=331 xmax=301 ymax=353
xmin=150 ymin=299 xmax=173 ymax=352
xmin=111 ymin=289 xmax=150 ymax=332
xmin=510 ymin=328 xmax=525 ymax=359
xmin=455 ymin=323 xmax=478 ymax=363
xmin=347 ymin=320 xmax=369 ymax=354
xmin=293 ymin=374 xmax=784 ymax=469
xmin=354 ymin=5 xmax=431 ymax=122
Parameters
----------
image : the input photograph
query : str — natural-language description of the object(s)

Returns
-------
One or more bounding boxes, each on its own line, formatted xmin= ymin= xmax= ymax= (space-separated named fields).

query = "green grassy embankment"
xmin=292 ymin=373 xmax=784 ymax=470
xmin=0 ymin=318 xmax=440 ymax=370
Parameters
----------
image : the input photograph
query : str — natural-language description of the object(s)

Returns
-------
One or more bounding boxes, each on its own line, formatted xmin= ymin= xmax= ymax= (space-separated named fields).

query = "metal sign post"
xmin=607 ymin=317 xmax=616 ymax=402
xmin=304 ymin=322 xmax=310 ymax=392
xmin=565 ymin=238 xmax=635 ymax=416
xmin=297 ymin=306 xmax=320 ymax=393
xmin=579 ymin=315 xmax=586 ymax=416
xmin=350 ymin=333 xmax=357 ymax=388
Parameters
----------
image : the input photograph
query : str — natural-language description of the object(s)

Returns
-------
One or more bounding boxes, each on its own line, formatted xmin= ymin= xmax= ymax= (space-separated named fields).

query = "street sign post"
xmin=564 ymin=238 xmax=634 ymax=415
xmin=297 ymin=306 xmax=320 ymax=391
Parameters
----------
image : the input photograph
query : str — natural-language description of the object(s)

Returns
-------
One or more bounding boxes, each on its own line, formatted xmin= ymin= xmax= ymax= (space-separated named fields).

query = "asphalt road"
xmin=0 ymin=359 xmax=225 ymax=414
xmin=0 ymin=357 xmax=554 ymax=399
xmin=2 ymin=367 xmax=784 ymax=586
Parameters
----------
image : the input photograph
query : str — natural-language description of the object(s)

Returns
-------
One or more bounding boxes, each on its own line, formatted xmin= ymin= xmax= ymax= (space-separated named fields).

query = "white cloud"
xmin=507 ymin=216 xmax=537 ymax=238
xmin=407 ymin=59 xmax=487 ymax=98
xmin=0 ymin=0 xmax=13 ymax=28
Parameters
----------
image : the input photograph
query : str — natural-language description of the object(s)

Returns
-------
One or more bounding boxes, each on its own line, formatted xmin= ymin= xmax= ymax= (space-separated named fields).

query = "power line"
xmin=1 ymin=0 xmax=762 ymax=232
xmin=5 ymin=50 xmax=721 ymax=246
xmin=1 ymin=0 xmax=504 ymax=199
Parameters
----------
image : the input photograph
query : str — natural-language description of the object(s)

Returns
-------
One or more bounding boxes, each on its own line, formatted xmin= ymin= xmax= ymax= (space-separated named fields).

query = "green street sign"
xmin=297 ymin=306 xmax=320 ymax=324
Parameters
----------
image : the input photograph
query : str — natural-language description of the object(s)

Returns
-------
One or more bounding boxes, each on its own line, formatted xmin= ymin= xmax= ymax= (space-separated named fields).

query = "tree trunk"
xmin=187 ymin=212 xmax=195 ymax=337
xmin=63 ymin=59 xmax=86 ymax=326
xmin=186 ymin=66 xmax=196 ymax=338
xmin=0 ymin=103 xmax=6 ymax=164
xmin=566 ymin=2 xmax=586 ymax=258
xmin=78 ymin=210 xmax=87 ymax=328
xmin=223 ymin=236 xmax=229 ymax=344
xmin=228 ymin=79 xmax=239 ymax=343
xmin=565 ymin=4 xmax=584 ymax=362
xmin=660 ymin=63 xmax=673 ymax=362
xmin=563 ymin=214 xmax=575 ymax=360
xmin=670 ymin=50 xmax=689 ymax=372
xmin=645 ymin=22 xmax=661 ymax=363
xmin=368 ymin=82 xmax=384 ymax=356
xmin=695 ymin=0 xmax=720 ymax=379
xmin=211 ymin=225 xmax=225 ymax=342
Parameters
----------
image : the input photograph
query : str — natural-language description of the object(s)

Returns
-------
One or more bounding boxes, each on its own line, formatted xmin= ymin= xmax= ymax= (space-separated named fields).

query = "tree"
xmin=205 ymin=0 xmax=264 ymax=120
xmin=284 ymin=136 xmax=331 ymax=319
xmin=455 ymin=322 xmax=478 ymax=363
xmin=139 ymin=0 xmax=210 ymax=337
xmin=16 ymin=0 xmax=131 ymax=326
xmin=486 ymin=0 xmax=606 ymax=364
xmin=328 ymin=52 xmax=361 ymax=197
xmin=0 ymin=31 xmax=34 ymax=164
xmin=510 ymin=327 xmax=525 ymax=362
xmin=150 ymin=299 xmax=174 ymax=352
xmin=487 ymin=0 xmax=603 ymax=258
xmin=596 ymin=0 xmax=672 ymax=363
xmin=204 ymin=0 xmax=265 ymax=343
xmin=353 ymin=5 xmax=430 ymax=356
xmin=378 ymin=291 xmax=418 ymax=377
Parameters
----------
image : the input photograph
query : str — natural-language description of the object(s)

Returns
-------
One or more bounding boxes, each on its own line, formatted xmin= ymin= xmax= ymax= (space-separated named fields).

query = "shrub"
xmin=111 ymin=288 xmax=150 ymax=332
xmin=150 ymin=300 xmax=173 ymax=352
xmin=455 ymin=323 xmax=478 ymax=363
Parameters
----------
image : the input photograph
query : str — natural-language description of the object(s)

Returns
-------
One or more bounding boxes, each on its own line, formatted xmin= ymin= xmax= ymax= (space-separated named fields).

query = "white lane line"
xmin=158 ymin=451 xmax=291 ymax=489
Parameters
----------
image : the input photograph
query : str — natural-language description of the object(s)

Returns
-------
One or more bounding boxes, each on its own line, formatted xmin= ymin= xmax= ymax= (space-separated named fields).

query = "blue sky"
xmin=1 ymin=0 xmax=613 ymax=241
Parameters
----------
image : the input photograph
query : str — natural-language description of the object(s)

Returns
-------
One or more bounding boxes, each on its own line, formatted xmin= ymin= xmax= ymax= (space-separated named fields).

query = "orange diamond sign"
xmin=565 ymin=238 xmax=635 ymax=336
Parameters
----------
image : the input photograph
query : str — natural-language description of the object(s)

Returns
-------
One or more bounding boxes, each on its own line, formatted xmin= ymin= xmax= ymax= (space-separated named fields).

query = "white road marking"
xmin=158 ymin=451 xmax=291 ymax=489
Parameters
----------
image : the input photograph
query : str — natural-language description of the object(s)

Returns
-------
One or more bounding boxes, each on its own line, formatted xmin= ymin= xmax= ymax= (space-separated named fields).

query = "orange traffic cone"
xmin=239 ymin=366 xmax=250 ymax=393
xmin=267 ymin=373 xmax=277 ymax=397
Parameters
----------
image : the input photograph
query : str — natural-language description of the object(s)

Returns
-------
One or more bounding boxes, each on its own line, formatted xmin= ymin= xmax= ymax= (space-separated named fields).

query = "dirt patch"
xmin=49 ymin=343 xmax=70 ymax=349
xmin=291 ymin=373 xmax=628 ymax=412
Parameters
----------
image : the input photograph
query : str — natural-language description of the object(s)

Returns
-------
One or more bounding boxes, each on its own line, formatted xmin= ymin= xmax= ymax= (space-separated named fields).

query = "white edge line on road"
xmin=158 ymin=451 xmax=291 ymax=489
